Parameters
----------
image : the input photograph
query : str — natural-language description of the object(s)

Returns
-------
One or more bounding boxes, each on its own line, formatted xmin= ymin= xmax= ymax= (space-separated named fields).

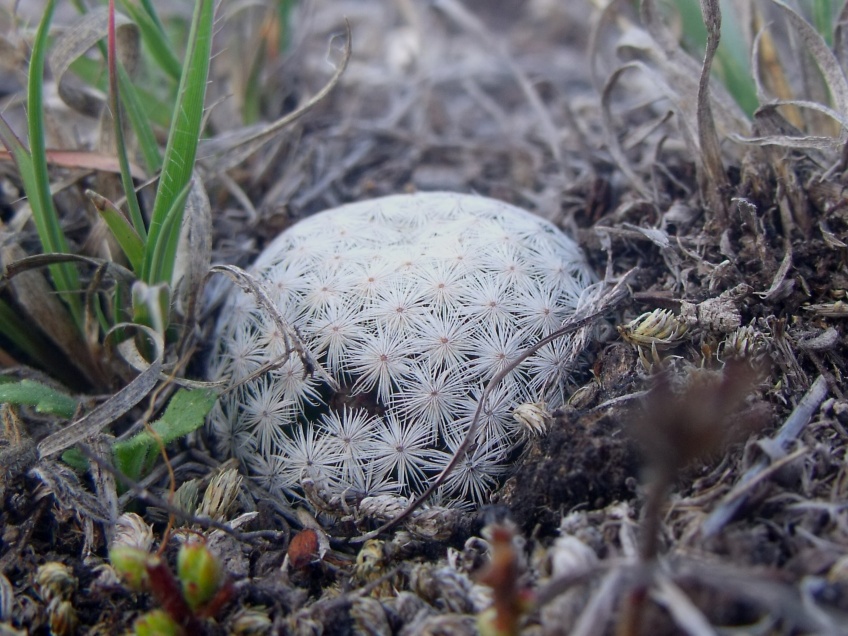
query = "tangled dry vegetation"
xmin=1 ymin=0 xmax=848 ymax=634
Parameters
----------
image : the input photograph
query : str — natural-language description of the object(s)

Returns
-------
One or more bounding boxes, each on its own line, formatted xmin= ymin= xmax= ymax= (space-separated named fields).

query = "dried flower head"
xmin=208 ymin=192 xmax=594 ymax=505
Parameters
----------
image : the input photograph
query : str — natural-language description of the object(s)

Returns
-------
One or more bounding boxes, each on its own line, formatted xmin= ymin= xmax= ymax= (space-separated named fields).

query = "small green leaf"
xmin=61 ymin=448 xmax=88 ymax=471
xmin=132 ymin=609 xmax=182 ymax=636
xmin=0 ymin=379 xmax=78 ymax=418
xmin=110 ymin=545 xmax=153 ymax=591
xmin=87 ymin=190 xmax=145 ymax=273
xmin=113 ymin=388 xmax=217 ymax=480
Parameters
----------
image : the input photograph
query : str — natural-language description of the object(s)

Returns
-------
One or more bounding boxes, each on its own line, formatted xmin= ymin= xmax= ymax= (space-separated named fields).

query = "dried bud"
xmin=358 ymin=495 xmax=410 ymax=522
xmin=350 ymin=597 xmax=392 ymax=636
xmin=35 ymin=562 xmax=76 ymax=603
xmin=229 ymin=608 xmax=273 ymax=635
xmin=354 ymin=540 xmax=387 ymax=583
xmin=47 ymin=599 xmax=78 ymax=636
xmin=721 ymin=325 xmax=766 ymax=360
xmin=618 ymin=308 xmax=688 ymax=349
xmin=197 ymin=468 xmax=243 ymax=522
xmin=113 ymin=512 xmax=154 ymax=552
xmin=512 ymin=402 xmax=551 ymax=436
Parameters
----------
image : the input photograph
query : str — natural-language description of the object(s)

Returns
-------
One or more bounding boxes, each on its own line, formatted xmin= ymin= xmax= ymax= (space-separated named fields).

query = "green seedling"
xmin=109 ymin=545 xmax=152 ymax=592
xmin=132 ymin=609 xmax=183 ymax=636
xmin=177 ymin=540 xmax=224 ymax=611
xmin=110 ymin=539 xmax=232 ymax=635
xmin=62 ymin=388 xmax=217 ymax=481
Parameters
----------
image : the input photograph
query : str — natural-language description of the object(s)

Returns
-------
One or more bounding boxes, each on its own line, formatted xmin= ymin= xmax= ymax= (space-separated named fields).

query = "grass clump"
xmin=0 ymin=0 xmax=301 ymax=494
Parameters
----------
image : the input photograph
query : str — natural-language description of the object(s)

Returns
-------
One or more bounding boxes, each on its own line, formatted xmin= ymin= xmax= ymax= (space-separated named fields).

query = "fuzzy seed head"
xmin=208 ymin=192 xmax=593 ymax=505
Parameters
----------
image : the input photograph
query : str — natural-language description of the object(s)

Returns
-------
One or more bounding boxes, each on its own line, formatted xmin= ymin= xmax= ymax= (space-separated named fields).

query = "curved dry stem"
xmin=198 ymin=20 xmax=353 ymax=173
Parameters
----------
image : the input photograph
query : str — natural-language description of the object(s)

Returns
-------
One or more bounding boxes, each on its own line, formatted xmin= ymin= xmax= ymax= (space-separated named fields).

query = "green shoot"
xmin=108 ymin=0 xmax=147 ymax=241
xmin=143 ymin=0 xmax=214 ymax=286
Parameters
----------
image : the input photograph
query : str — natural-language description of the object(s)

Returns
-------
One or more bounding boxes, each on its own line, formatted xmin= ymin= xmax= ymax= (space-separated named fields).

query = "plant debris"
xmin=1 ymin=1 xmax=847 ymax=634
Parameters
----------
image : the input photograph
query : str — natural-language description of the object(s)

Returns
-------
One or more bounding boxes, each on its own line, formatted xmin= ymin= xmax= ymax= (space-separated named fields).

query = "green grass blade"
xmin=143 ymin=0 xmax=213 ymax=284
xmin=0 ymin=378 xmax=78 ymax=418
xmin=108 ymin=0 xmax=146 ymax=241
xmin=117 ymin=0 xmax=182 ymax=81
xmin=86 ymin=189 xmax=145 ymax=273
xmin=117 ymin=64 xmax=162 ymax=172
xmin=813 ymin=0 xmax=834 ymax=46
xmin=147 ymin=179 xmax=193 ymax=285
xmin=25 ymin=0 xmax=83 ymax=326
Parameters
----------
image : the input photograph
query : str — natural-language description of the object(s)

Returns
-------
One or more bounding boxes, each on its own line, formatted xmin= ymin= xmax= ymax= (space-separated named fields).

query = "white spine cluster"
xmin=207 ymin=192 xmax=594 ymax=505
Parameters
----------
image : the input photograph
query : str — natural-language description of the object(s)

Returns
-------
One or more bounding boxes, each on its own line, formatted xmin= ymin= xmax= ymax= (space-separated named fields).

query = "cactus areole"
xmin=207 ymin=192 xmax=594 ymax=506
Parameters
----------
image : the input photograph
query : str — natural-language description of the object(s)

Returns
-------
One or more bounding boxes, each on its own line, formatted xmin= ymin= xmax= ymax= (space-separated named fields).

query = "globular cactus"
xmin=207 ymin=192 xmax=593 ymax=505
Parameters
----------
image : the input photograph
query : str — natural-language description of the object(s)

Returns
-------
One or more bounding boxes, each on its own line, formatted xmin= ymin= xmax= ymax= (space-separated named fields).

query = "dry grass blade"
xmin=2 ymin=252 xmax=137 ymax=285
xmin=570 ymin=568 xmax=624 ymax=636
xmin=198 ymin=20 xmax=352 ymax=173
xmin=49 ymin=7 xmax=140 ymax=117
xmin=671 ymin=557 xmax=847 ymax=633
xmin=651 ymin=573 xmax=716 ymax=636
xmin=769 ymin=0 xmax=848 ymax=128
xmin=731 ymin=131 xmax=844 ymax=150
xmin=701 ymin=375 xmax=829 ymax=538
xmin=30 ymin=459 xmax=112 ymax=522
xmin=751 ymin=24 xmax=803 ymax=127
xmin=36 ymin=323 xmax=164 ymax=458
xmin=89 ymin=434 xmax=119 ymax=540
xmin=600 ymin=63 xmax=654 ymax=200
xmin=637 ymin=0 xmax=749 ymax=135
xmin=173 ymin=176 xmax=212 ymax=350
xmin=0 ymin=150 xmax=145 ymax=179
xmin=694 ymin=0 xmax=730 ymax=224
xmin=755 ymin=242 xmax=792 ymax=301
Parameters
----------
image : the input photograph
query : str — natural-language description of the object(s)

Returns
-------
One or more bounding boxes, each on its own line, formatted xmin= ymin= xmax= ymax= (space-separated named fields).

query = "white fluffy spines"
xmin=208 ymin=192 xmax=593 ymax=505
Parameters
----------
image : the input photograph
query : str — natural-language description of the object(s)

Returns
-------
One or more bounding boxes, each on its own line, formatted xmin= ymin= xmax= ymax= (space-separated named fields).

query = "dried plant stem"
xmin=701 ymin=375 xmax=828 ymax=537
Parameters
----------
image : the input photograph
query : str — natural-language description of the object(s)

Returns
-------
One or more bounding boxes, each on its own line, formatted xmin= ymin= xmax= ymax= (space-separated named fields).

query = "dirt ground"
xmin=2 ymin=0 xmax=848 ymax=634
